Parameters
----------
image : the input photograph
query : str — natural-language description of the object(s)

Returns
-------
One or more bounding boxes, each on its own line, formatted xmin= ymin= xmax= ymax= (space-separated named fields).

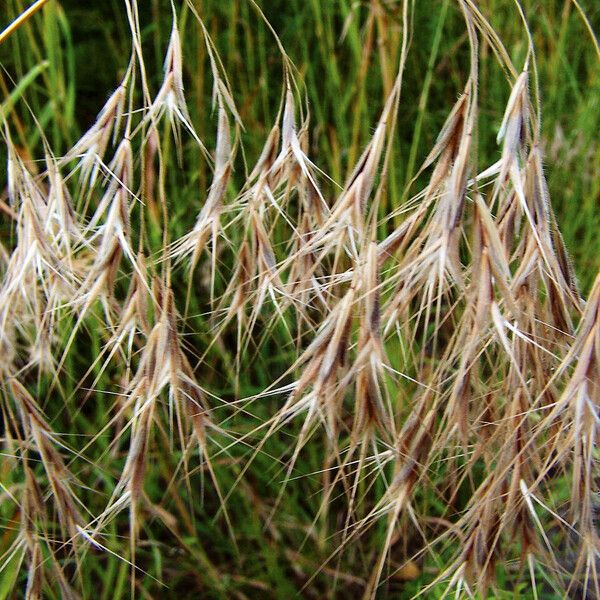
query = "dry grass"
xmin=0 ymin=0 xmax=598 ymax=598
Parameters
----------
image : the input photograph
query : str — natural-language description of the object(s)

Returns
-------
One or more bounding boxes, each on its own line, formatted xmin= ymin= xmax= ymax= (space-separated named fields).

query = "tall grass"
xmin=0 ymin=1 xmax=599 ymax=598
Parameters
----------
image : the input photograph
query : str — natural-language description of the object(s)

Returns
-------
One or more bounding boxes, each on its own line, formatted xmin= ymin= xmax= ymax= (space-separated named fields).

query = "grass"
xmin=0 ymin=1 xmax=599 ymax=598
